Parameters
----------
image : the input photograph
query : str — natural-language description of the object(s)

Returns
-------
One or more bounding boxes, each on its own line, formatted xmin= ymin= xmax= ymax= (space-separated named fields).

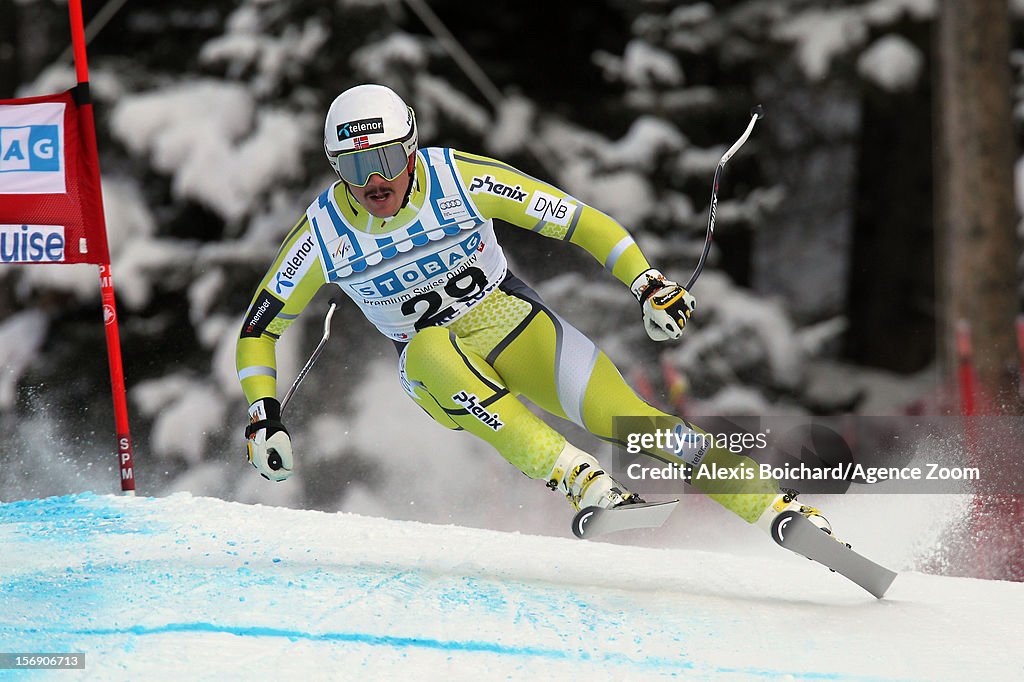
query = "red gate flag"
xmin=0 ymin=88 xmax=111 ymax=264
xmin=0 ymin=0 xmax=136 ymax=493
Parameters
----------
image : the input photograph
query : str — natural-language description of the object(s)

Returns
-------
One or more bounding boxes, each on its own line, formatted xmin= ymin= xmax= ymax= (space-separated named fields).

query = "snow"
xmin=675 ymin=144 xmax=726 ymax=179
xmin=601 ymin=116 xmax=688 ymax=170
xmin=200 ymin=5 xmax=329 ymax=95
xmin=858 ymin=35 xmax=925 ymax=92
xmin=773 ymin=9 xmax=870 ymax=81
xmin=333 ymin=358 xmax=544 ymax=528
xmin=131 ymin=373 xmax=231 ymax=463
xmin=109 ymin=81 xmax=308 ymax=223
xmin=0 ymin=310 xmax=48 ymax=410
xmin=349 ymin=32 xmax=429 ymax=82
xmin=199 ymin=5 xmax=264 ymax=69
xmin=594 ymin=39 xmax=685 ymax=89
xmin=149 ymin=385 xmax=228 ymax=464
xmin=187 ymin=269 xmax=227 ymax=327
xmin=100 ymin=178 xmax=159 ymax=251
xmin=485 ymin=94 xmax=535 ymax=157
xmin=1 ymin=492 xmax=1022 ymax=680
xmin=224 ymin=108 xmax=308 ymax=210
xmin=1014 ymin=155 xmax=1024 ymax=217
xmin=111 ymin=239 xmax=199 ymax=311
xmin=524 ymin=115 xmax=693 ymax=226
xmin=864 ymin=0 xmax=936 ymax=24
xmin=209 ymin=318 xmax=247 ymax=395
xmin=11 ymin=262 xmax=100 ymax=306
xmin=797 ymin=317 xmax=848 ymax=357
xmin=691 ymin=384 xmax=783 ymax=417
xmin=771 ymin=2 xmax=935 ymax=83
xmin=667 ymin=2 xmax=716 ymax=29
xmin=414 ymin=74 xmax=491 ymax=141
xmin=132 ymin=374 xmax=197 ymax=418
xmin=15 ymin=64 xmax=125 ymax=102
xmin=560 ymin=163 xmax=656 ymax=227
xmin=669 ymin=271 xmax=805 ymax=393
xmin=112 ymin=81 xmax=252 ymax=166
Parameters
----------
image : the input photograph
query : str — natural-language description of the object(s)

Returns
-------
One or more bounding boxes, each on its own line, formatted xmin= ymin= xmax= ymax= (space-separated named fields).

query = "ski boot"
xmin=755 ymin=489 xmax=833 ymax=535
xmin=546 ymin=442 xmax=645 ymax=511
xmin=756 ymin=489 xmax=850 ymax=561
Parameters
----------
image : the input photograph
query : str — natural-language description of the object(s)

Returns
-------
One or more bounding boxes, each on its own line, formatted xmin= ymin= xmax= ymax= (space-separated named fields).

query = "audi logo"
xmin=438 ymin=199 xmax=463 ymax=210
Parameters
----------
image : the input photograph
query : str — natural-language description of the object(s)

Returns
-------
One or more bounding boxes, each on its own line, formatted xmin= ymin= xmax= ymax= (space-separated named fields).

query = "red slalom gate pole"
xmin=68 ymin=0 xmax=136 ymax=493
xmin=1016 ymin=315 xmax=1024 ymax=398
xmin=661 ymin=359 xmax=688 ymax=417
xmin=956 ymin=319 xmax=977 ymax=417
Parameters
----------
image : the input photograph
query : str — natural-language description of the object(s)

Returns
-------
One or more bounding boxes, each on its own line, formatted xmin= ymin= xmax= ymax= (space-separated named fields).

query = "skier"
xmin=236 ymin=84 xmax=830 ymax=538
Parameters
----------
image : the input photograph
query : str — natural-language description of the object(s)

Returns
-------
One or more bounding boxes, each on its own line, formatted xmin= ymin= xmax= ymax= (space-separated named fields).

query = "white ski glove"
xmin=245 ymin=397 xmax=293 ymax=481
xmin=630 ymin=268 xmax=697 ymax=341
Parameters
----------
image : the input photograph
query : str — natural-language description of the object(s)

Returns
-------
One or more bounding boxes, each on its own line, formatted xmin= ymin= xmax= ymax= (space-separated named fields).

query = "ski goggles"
xmin=329 ymin=142 xmax=412 ymax=187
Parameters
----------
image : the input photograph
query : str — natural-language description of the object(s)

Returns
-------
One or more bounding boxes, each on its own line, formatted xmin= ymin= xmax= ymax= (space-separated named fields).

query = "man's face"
xmin=348 ymin=158 xmax=413 ymax=218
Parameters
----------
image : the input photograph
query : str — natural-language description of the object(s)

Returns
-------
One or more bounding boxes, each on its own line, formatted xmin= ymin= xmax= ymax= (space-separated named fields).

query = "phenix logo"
xmin=451 ymin=391 xmax=504 ymax=430
xmin=468 ymin=175 xmax=527 ymax=202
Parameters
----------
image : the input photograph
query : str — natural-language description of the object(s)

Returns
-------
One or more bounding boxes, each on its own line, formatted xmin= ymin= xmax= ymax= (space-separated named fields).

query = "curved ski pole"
xmin=281 ymin=299 xmax=338 ymax=416
xmin=685 ymin=104 xmax=764 ymax=291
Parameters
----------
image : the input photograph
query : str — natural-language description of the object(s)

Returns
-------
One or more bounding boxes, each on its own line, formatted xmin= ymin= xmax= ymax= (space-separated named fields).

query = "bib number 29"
xmin=401 ymin=266 xmax=489 ymax=330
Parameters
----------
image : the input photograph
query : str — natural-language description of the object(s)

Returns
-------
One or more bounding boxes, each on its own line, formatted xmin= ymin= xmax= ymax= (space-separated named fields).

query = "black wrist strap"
xmin=245 ymin=419 xmax=287 ymax=439
xmin=639 ymin=276 xmax=668 ymax=305
xmin=639 ymin=283 xmax=660 ymax=305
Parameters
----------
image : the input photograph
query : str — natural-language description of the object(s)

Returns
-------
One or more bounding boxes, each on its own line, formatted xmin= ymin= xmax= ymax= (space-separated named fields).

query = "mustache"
xmin=364 ymin=185 xmax=393 ymax=198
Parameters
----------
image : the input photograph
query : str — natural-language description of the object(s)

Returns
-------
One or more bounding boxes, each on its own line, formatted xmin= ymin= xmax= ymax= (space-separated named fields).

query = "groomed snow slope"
xmin=1 ymin=493 xmax=1022 ymax=681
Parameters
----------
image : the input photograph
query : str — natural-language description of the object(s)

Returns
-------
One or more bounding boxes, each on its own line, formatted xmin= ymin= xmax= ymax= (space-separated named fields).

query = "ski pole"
xmin=281 ymin=299 xmax=338 ymax=416
xmin=685 ymin=104 xmax=764 ymax=291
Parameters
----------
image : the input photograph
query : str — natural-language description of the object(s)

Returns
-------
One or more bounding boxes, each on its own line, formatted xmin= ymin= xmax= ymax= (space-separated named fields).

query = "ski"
xmin=572 ymin=499 xmax=680 ymax=539
xmin=770 ymin=510 xmax=898 ymax=599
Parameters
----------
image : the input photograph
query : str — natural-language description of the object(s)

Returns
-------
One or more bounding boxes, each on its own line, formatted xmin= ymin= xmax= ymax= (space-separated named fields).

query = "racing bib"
xmin=305 ymin=148 xmax=508 ymax=340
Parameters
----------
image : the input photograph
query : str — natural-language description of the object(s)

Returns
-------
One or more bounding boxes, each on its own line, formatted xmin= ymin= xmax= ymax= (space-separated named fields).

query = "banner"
xmin=0 ymin=1 xmax=136 ymax=494
xmin=0 ymin=88 xmax=110 ymax=265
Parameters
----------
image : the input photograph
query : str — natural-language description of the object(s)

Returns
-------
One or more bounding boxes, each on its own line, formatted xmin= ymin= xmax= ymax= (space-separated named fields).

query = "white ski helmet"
xmin=323 ymin=84 xmax=418 ymax=186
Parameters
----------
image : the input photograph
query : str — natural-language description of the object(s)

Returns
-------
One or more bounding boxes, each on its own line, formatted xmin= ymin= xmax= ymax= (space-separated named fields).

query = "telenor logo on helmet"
xmin=337 ymin=118 xmax=384 ymax=141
